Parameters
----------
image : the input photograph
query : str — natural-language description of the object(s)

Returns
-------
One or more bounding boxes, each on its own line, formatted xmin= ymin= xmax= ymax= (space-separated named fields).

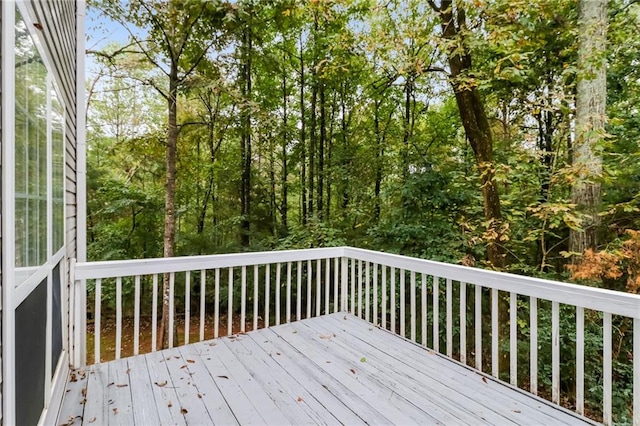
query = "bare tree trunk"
xmin=299 ymin=35 xmax=307 ymax=225
xmin=570 ymin=0 xmax=607 ymax=255
xmin=281 ymin=63 xmax=289 ymax=231
xmin=240 ymin=26 xmax=252 ymax=247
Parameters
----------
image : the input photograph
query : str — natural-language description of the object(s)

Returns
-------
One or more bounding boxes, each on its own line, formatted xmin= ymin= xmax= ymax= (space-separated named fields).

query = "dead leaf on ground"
xmin=125 ymin=368 xmax=131 ymax=374
xmin=197 ymin=393 xmax=203 ymax=399
xmin=319 ymin=334 xmax=333 ymax=340
xmin=296 ymin=397 xmax=303 ymax=402
xmin=217 ymin=375 xmax=229 ymax=380
xmin=116 ymin=384 xmax=128 ymax=388
xmin=343 ymin=315 xmax=347 ymax=320
xmin=112 ymin=408 xmax=119 ymax=415
xmin=187 ymin=359 xmax=195 ymax=363
xmin=81 ymin=388 xmax=87 ymax=397
xmin=88 ymin=417 xmax=97 ymax=423
xmin=174 ymin=356 xmax=180 ymax=359
xmin=155 ymin=380 xmax=168 ymax=387
xmin=276 ymin=352 xmax=281 ymax=356
xmin=181 ymin=408 xmax=188 ymax=414
xmin=107 ymin=382 xmax=115 ymax=387
xmin=168 ymin=401 xmax=173 ymax=407
xmin=70 ymin=373 xmax=78 ymax=382
xmin=481 ymin=377 xmax=488 ymax=384
xmin=180 ymin=365 xmax=187 ymax=369
xmin=513 ymin=410 xmax=521 ymax=413
xmin=209 ymin=342 xmax=217 ymax=346
xmin=350 ymin=368 xmax=356 ymax=374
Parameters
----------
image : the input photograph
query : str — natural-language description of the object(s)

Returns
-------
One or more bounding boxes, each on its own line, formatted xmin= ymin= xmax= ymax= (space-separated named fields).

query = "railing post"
xmin=70 ymin=258 xmax=86 ymax=368
xmin=341 ymin=257 xmax=348 ymax=312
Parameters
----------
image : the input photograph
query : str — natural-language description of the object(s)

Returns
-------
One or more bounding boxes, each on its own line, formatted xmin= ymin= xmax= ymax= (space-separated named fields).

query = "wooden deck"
xmin=58 ymin=313 xmax=594 ymax=425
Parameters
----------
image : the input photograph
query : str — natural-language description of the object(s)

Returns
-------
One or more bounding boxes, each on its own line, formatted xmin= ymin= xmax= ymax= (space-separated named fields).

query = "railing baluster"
xmin=530 ymin=296 xmax=538 ymax=395
xmin=373 ymin=264 xmax=379 ymax=325
xmin=152 ymin=274 xmax=158 ymax=352
xmin=169 ymin=273 xmax=175 ymax=348
xmin=421 ymin=273 xmax=427 ymax=347
xmin=604 ymin=312 xmax=612 ymax=425
xmin=134 ymin=275 xmax=141 ymax=355
xmin=491 ymin=288 xmax=498 ymax=378
xmin=228 ymin=267 xmax=233 ymax=336
xmin=185 ymin=271 xmax=191 ymax=345
xmin=214 ymin=268 xmax=220 ymax=338
xmin=475 ymin=284 xmax=481 ymax=370
xmin=116 ymin=277 xmax=122 ymax=359
xmin=200 ymin=270 xmax=206 ymax=341
xmin=297 ymin=261 xmax=302 ymax=320
xmin=365 ymin=262 xmax=371 ymax=322
xmin=446 ymin=278 xmax=452 ymax=358
xmin=241 ymin=266 xmax=246 ymax=332
xmin=410 ymin=271 xmax=416 ymax=342
xmin=341 ymin=257 xmax=347 ymax=312
xmin=287 ymin=261 xmax=292 ymax=323
xmin=253 ymin=265 xmax=259 ymax=331
xmin=576 ymin=306 xmax=584 ymax=415
xmin=316 ymin=259 xmax=322 ymax=317
xmin=400 ymin=270 xmax=406 ymax=337
xmin=391 ymin=267 xmax=396 ymax=334
xmin=634 ymin=318 xmax=640 ymax=426
xmin=275 ymin=263 xmax=281 ymax=326
xmin=510 ymin=292 xmax=516 ymax=386
xmin=460 ymin=281 xmax=466 ymax=364
xmin=433 ymin=276 xmax=439 ymax=352
xmin=265 ymin=264 xmax=271 ymax=328
xmin=307 ymin=260 xmax=312 ymax=318
xmin=334 ymin=258 xmax=339 ymax=313
xmin=325 ymin=258 xmax=330 ymax=315
xmin=94 ymin=278 xmax=102 ymax=364
xmin=350 ymin=259 xmax=355 ymax=315
xmin=552 ymin=301 xmax=559 ymax=404
xmin=358 ymin=260 xmax=363 ymax=318
xmin=382 ymin=266 xmax=387 ymax=330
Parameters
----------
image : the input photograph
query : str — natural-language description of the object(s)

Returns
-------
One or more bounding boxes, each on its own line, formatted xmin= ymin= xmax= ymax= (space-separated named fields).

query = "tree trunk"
xmin=318 ymin=78 xmax=326 ymax=220
xmin=240 ymin=26 xmax=252 ymax=247
xmin=434 ymin=1 xmax=506 ymax=267
xmin=281 ymin=63 xmax=289 ymax=231
xmin=309 ymin=72 xmax=317 ymax=219
xmin=299 ymin=34 xmax=307 ymax=225
xmin=160 ymin=63 xmax=179 ymax=349
xmin=570 ymin=0 xmax=606 ymax=255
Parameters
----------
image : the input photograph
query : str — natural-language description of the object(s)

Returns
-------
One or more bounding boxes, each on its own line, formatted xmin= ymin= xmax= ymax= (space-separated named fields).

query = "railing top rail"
xmin=344 ymin=247 xmax=640 ymax=319
xmin=74 ymin=247 xmax=346 ymax=280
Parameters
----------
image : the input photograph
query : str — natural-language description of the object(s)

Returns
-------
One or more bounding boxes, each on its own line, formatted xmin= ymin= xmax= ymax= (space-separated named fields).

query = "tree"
xmin=570 ymin=0 xmax=607 ymax=255
xmin=429 ymin=0 xmax=507 ymax=267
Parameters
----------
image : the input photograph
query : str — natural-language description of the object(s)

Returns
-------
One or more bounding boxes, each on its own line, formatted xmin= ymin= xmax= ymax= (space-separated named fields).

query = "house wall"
xmin=1 ymin=1 xmax=79 ymax=424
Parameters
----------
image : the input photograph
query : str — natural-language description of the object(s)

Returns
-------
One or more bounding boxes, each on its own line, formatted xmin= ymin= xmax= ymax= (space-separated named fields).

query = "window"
xmin=14 ymin=7 xmax=66 ymax=285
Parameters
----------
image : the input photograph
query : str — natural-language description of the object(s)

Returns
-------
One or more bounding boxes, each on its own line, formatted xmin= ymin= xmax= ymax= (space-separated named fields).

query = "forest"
xmin=85 ymin=1 xmax=638 ymax=420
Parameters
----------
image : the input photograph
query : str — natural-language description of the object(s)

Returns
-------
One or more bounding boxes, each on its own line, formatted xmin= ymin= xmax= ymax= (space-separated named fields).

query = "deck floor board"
xmin=58 ymin=313 xmax=595 ymax=425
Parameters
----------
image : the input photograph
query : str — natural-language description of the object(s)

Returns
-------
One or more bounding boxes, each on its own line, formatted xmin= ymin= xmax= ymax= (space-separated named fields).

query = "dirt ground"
xmin=86 ymin=314 xmax=262 ymax=363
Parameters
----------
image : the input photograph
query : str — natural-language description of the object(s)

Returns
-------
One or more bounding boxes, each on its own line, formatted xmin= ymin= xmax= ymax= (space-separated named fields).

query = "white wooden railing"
xmin=71 ymin=246 xmax=640 ymax=425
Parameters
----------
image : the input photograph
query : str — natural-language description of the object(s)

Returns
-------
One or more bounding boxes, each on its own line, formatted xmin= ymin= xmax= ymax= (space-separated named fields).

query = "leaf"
xmin=116 ymin=384 xmax=128 ymax=388
xmin=70 ymin=373 xmax=78 ymax=382
xmin=187 ymin=359 xmax=195 ymax=363
xmin=168 ymin=401 xmax=173 ymax=407
xmin=217 ymin=375 xmax=229 ymax=380
xmin=513 ymin=410 xmax=521 ymax=413
xmin=482 ymin=377 xmax=487 ymax=384
xmin=319 ymin=334 xmax=333 ymax=340
xmin=155 ymin=380 xmax=168 ymax=387
xmin=88 ymin=417 xmax=97 ymax=423
xmin=181 ymin=408 xmax=188 ymax=414
xmin=350 ymin=368 xmax=356 ymax=374
xmin=113 ymin=408 xmax=119 ymax=414
xmin=296 ymin=396 xmax=303 ymax=402
xmin=360 ymin=357 xmax=366 ymax=363
xmin=209 ymin=342 xmax=217 ymax=346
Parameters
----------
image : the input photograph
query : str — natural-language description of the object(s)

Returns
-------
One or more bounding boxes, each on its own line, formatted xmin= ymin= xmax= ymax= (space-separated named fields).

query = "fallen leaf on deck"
xmin=174 ymin=356 xmax=180 ymax=359
xmin=70 ymin=373 xmax=77 ymax=382
xmin=116 ymin=383 xmax=128 ymax=388
xmin=81 ymin=388 xmax=87 ymax=397
xmin=217 ymin=375 xmax=229 ymax=380
xmin=482 ymin=377 xmax=487 ymax=384
xmin=155 ymin=380 xmax=168 ymax=387
xmin=113 ymin=408 xmax=119 ymax=415
xmin=276 ymin=352 xmax=281 ymax=356
xmin=350 ymin=368 xmax=356 ymax=374
xmin=125 ymin=368 xmax=131 ymax=374
xmin=168 ymin=401 xmax=173 ymax=407
xmin=513 ymin=410 xmax=521 ymax=413
xmin=181 ymin=408 xmax=188 ymax=414
xmin=292 ymin=331 xmax=297 ymax=334
xmin=319 ymin=334 xmax=333 ymax=340
xmin=296 ymin=397 xmax=303 ymax=402
xmin=326 ymin=361 xmax=331 ymax=363
xmin=344 ymin=315 xmax=347 ymax=320
xmin=197 ymin=393 xmax=203 ymax=399
xmin=107 ymin=382 xmax=115 ymax=387
xmin=88 ymin=417 xmax=96 ymax=423
xmin=180 ymin=365 xmax=187 ymax=369
xmin=360 ymin=357 xmax=366 ymax=363
xmin=209 ymin=342 xmax=217 ymax=346
xmin=187 ymin=359 xmax=195 ymax=363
